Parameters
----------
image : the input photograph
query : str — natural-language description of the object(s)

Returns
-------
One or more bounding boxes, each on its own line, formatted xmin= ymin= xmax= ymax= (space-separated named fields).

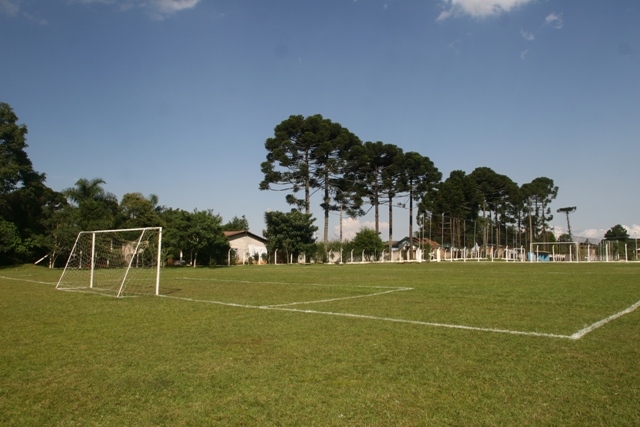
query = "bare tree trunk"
xmin=408 ymin=190 xmax=414 ymax=260
xmin=304 ymin=150 xmax=311 ymax=215
xmin=323 ymin=182 xmax=330 ymax=252
xmin=374 ymin=174 xmax=380 ymax=235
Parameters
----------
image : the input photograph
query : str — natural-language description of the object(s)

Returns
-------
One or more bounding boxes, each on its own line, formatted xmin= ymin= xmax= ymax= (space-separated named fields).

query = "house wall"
xmin=229 ymin=235 xmax=268 ymax=264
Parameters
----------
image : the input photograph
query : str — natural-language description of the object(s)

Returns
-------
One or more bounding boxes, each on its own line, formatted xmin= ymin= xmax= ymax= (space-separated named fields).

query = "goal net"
xmin=529 ymin=241 xmax=579 ymax=262
xmin=56 ymin=227 xmax=162 ymax=297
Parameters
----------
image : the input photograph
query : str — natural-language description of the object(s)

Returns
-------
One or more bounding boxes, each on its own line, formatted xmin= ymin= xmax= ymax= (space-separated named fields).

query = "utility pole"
xmin=557 ymin=206 xmax=577 ymax=240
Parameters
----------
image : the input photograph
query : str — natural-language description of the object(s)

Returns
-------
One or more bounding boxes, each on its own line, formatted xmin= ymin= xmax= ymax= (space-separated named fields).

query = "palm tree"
xmin=63 ymin=178 xmax=116 ymax=206
xmin=63 ymin=178 xmax=118 ymax=230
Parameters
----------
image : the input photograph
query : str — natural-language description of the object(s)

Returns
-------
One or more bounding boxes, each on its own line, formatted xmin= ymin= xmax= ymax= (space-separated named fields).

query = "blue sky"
xmin=1 ymin=0 xmax=639 ymax=240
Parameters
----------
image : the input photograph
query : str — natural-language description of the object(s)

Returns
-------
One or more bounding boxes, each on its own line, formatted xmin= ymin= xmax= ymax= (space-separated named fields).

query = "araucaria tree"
xmin=399 ymin=151 xmax=441 ymax=258
xmin=260 ymin=114 xmax=360 ymax=248
xmin=521 ymin=177 xmax=559 ymax=243
xmin=350 ymin=141 xmax=402 ymax=236
xmin=432 ymin=170 xmax=480 ymax=248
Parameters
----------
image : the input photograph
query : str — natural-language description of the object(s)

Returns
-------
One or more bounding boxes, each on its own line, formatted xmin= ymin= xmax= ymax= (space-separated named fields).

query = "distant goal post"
xmin=529 ymin=241 xmax=579 ymax=262
xmin=56 ymin=227 xmax=162 ymax=297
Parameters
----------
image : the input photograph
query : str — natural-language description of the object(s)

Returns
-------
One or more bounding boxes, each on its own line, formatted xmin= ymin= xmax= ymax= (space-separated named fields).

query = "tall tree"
xmin=0 ymin=103 xmax=45 ymax=195
xmin=380 ymin=147 xmax=404 ymax=257
xmin=329 ymin=176 xmax=365 ymax=247
xmin=470 ymin=167 xmax=517 ymax=249
xmin=433 ymin=170 xmax=479 ymax=248
xmin=0 ymin=102 xmax=58 ymax=264
xmin=260 ymin=114 xmax=315 ymax=213
xmin=309 ymin=117 xmax=361 ymax=248
xmin=521 ymin=177 xmax=558 ymax=243
xmin=350 ymin=141 xmax=400 ymax=236
xmin=399 ymin=152 xmax=441 ymax=258
xmin=260 ymin=114 xmax=360 ymax=248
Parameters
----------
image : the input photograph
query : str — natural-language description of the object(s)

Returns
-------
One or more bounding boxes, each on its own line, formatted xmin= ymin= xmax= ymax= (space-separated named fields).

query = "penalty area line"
xmin=158 ymin=294 xmax=260 ymax=309
xmin=262 ymin=287 xmax=413 ymax=308
xmin=570 ymin=298 xmax=640 ymax=340
xmin=261 ymin=306 xmax=574 ymax=340
xmin=157 ymin=292 xmax=640 ymax=340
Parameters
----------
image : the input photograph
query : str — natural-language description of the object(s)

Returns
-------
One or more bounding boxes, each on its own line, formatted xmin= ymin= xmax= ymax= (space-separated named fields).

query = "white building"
xmin=224 ymin=230 xmax=269 ymax=264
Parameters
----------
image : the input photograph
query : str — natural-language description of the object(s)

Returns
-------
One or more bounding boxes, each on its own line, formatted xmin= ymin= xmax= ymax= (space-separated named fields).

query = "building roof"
xmin=224 ymin=230 xmax=268 ymax=244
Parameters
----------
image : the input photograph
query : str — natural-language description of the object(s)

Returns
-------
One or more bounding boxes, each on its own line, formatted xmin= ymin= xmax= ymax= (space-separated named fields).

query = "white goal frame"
xmin=56 ymin=227 xmax=162 ymax=297
xmin=529 ymin=241 xmax=579 ymax=262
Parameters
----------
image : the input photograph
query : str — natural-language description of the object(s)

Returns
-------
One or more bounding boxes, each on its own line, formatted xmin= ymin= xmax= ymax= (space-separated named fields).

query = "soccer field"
xmin=1 ymin=263 xmax=639 ymax=426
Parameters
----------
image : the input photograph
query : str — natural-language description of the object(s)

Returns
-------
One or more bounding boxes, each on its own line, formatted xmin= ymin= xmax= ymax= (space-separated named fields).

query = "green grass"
xmin=1 ymin=262 xmax=639 ymax=426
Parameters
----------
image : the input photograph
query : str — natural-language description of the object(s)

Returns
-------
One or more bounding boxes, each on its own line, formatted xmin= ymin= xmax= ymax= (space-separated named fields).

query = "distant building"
xmin=224 ymin=230 xmax=269 ymax=264
xmin=387 ymin=236 xmax=440 ymax=262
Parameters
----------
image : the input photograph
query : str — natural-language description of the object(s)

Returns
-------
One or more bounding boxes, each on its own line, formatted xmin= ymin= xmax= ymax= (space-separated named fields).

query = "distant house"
xmin=387 ymin=236 xmax=440 ymax=262
xmin=224 ymin=230 xmax=269 ymax=264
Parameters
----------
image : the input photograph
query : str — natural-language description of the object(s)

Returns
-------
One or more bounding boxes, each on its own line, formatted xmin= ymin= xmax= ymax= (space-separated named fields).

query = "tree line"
xmin=260 ymin=114 xmax=564 ymax=259
xmin=2 ymin=104 xmax=631 ymax=266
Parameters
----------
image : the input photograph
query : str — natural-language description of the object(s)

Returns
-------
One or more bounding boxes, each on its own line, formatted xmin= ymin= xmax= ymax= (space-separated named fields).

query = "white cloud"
xmin=0 ymin=0 xmax=47 ymax=24
xmin=520 ymin=29 xmax=535 ymax=41
xmin=0 ymin=0 xmax=21 ymax=16
xmin=545 ymin=12 xmax=564 ymax=29
xmin=520 ymin=49 xmax=528 ymax=60
xmin=437 ymin=0 xmax=534 ymax=21
xmin=334 ymin=217 xmax=388 ymax=241
xmin=154 ymin=0 xmax=199 ymax=14
xmin=623 ymin=224 xmax=640 ymax=239
xmin=70 ymin=0 xmax=201 ymax=19
xmin=578 ymin=228 xmax=606 ymax=240
xmin=577 ymin=224 xmax=640 ymax=240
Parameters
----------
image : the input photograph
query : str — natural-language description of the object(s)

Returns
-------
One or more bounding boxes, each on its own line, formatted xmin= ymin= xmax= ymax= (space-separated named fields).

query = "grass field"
xmin=1 ymin=262 xmax=639 ymax=426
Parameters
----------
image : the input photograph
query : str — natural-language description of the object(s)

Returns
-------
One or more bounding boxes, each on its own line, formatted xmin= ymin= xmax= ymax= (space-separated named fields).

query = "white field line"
xmin=56 ymin=288 xmax=138 ymax=298
xmin=0 ymin=275 xmax=56 ymax=285
xmin=263 ymin=307 xmax=574 ymax=340
xmin=159 ymin=282 xmax=640 ymax=340
xmin=570 ymin=298 xmax=640 ymax=340
xmin=160 ymin=292 xmax=573 ymax=339
xmin=5 ymin=274 xmax=638 ymax=340
xmin=262 ymin=287 xmax=412 ymax=308
xmin=178 ymin=276 xmax=401 ymax=290
xmin=158 ymin=294 xmax=261 ymax=309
